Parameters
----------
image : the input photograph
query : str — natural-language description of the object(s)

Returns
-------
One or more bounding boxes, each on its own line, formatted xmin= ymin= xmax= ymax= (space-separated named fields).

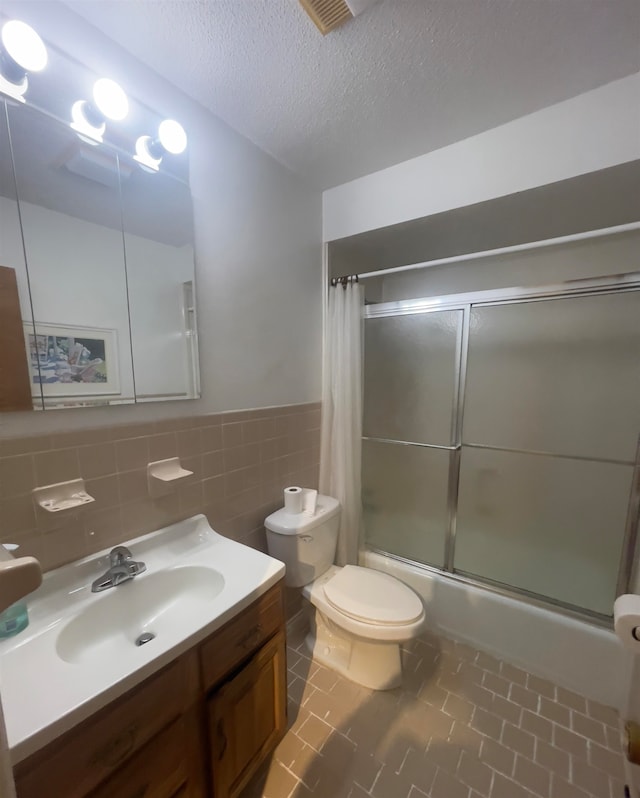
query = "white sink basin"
xmin=0 ymin=514 xmax=285 ymax=765
xmin=56 ymin=565 xmax=225 ymax=665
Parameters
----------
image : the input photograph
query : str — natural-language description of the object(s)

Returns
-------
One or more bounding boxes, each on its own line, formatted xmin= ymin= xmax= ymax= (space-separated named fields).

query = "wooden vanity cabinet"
xmin=14 ymin=580 xmax=286 ymax=798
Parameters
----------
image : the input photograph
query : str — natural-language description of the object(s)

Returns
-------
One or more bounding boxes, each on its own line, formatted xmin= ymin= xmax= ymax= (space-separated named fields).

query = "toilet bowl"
xmin=264 ymin=495 xmax=426 ymax=690
xmin=303 ymin=563 xmax=425 ymax=689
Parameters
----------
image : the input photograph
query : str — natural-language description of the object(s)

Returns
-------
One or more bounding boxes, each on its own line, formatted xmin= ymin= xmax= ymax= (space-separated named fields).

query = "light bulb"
xmin=92 ymin=78 xmax=128 ymax=121
xmin=70 ymin=100 xmax=104 ymax=145
xmin=1 ymin=20 xmax=47 ymax=72
xmin=134 ymin=135 xmax=161 ymax=172
xmin=158 ymin=119 xmax=187 ymax=154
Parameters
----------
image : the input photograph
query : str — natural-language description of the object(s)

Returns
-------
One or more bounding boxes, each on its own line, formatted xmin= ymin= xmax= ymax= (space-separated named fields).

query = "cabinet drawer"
xmin=200 ymin=582 xmax=284 ymax=692
xmin=88 ymin=716 xmax=189 ymax=798
xmin=15 ymin=652 xmax=199 ymax=798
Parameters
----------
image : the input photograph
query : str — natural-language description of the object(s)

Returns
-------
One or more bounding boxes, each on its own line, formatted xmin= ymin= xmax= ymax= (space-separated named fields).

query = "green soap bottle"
xmin=0 ymin=544 xmax=30 ymax=638
xmin=0 ymin=600 xmax=29 ymax=638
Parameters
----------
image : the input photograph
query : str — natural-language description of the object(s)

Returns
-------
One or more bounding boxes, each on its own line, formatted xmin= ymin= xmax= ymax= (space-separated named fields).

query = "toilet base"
xmin=305 ymin=606 xmax=403 ymax=691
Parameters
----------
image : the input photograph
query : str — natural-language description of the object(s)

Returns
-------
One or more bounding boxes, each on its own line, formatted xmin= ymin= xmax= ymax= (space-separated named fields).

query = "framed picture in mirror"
xmin=24 ymin=323 xmax=120 ymax=398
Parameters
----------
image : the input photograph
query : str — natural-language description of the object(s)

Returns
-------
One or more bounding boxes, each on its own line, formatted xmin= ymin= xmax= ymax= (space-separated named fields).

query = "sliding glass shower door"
xmin=455 ymin=292 xmax=639 ymax=615
xmin=362 ymin=309 xmax=463 ymax=568
xmin=362 ymin=282 xmax=640 ymax=618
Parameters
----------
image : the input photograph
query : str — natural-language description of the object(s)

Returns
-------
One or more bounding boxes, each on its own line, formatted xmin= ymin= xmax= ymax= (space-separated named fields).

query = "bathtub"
xmin=362 ymin=550 xmax=632 ymax=709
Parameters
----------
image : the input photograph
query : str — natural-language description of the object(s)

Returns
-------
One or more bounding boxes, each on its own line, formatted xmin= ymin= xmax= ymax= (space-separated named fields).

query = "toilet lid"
xmin=323 ymin=566 xmax=424 ymax=625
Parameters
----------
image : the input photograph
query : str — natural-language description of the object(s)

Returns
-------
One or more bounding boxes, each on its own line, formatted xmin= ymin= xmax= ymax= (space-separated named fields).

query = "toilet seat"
xmin=323 ymin=565 xmax=424 ymax=626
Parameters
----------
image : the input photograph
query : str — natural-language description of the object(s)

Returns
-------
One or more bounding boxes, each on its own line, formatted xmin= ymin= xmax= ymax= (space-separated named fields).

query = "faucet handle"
xmin=109 ymin=546 xmax=133 ymax=567
xmin=110 ymin=564 xmax=133 ymax=587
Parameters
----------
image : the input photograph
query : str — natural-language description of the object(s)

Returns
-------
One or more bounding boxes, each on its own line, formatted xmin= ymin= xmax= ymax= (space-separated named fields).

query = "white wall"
xmin=0 ymin=0 xmax=322 ymax=437
xmin=323 ymin=72 xmax=640 ymax=242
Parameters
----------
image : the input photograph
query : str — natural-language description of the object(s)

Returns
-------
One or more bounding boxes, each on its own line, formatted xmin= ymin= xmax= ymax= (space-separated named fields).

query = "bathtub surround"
xmin=0 ymin=402 xmax=320 ymax=576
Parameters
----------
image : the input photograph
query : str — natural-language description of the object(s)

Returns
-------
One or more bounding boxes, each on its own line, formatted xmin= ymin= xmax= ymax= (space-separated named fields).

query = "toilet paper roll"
xmin=302 ymin=488 xmax=318 ymax=516
xmin=284 ymin=486 xmax=303 ymax=514
xmin=614 ymin=594 xmax=640 ymax=652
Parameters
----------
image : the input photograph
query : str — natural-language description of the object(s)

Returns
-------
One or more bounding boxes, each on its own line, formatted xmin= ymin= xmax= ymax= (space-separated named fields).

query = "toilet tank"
xmin=265 ymin=495 xmax=341 ymax=587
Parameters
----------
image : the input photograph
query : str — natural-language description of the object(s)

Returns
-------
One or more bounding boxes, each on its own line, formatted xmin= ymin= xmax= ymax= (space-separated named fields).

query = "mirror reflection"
xmin=0 ymin=103 xmax=35 ymax=411
xmin=120 ymin=163 xmax=198 ymax=403
xmin=6 ymin=100 xmax=134 ymax=408
xmin=0 ymin=93 xmax=199 ymax=410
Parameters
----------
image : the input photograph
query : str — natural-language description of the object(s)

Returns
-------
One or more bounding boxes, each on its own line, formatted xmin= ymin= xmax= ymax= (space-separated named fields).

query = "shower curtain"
xmin=319 ymin=280 xmax=364 ymax=566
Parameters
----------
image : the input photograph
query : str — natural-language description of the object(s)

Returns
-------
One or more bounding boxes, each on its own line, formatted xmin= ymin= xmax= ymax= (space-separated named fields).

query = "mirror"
xmin=0 ymin=52 xmax=199 ymax=410
xmin=0 ymin=103 xmax=34 ymax=411
xmin=5 ymin=100 xmax=135 ymax=409
xmin=120 ymin=163 xmax=198 ymax=403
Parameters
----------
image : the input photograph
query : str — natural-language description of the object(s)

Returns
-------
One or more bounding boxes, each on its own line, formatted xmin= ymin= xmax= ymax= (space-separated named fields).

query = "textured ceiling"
xmin=63 ymin=0 xmax=640 ymax=189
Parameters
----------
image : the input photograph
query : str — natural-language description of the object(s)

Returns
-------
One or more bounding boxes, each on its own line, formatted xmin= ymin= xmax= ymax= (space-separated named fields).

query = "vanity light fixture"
xmin=70 ymin=78 xmax=128 ymax=144
xmin=0 ymin=20 xmax=48 ymax=102
xmin=92 ymin=78 xmax=128 ymax=121
xmin=134 ymin=118 xmax=187 ymax=172
xmin=70 ymin=99 xmax=105 ymax=144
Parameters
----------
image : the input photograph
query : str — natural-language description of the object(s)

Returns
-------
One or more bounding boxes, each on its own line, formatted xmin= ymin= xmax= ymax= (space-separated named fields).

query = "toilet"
xmin=265 ymin=494 xmax=425 ymax=690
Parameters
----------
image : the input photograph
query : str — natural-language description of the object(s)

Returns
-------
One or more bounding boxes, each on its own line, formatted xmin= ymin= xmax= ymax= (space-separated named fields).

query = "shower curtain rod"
xmin=330 ymin=274 xmax=359 ymax=287
xmin=355 ymin=221 xmax=640 ymax=281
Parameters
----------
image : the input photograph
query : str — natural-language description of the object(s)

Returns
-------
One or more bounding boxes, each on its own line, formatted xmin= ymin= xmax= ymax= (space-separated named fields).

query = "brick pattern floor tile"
xmin=241 ymin=625 xmax=625 ymax=798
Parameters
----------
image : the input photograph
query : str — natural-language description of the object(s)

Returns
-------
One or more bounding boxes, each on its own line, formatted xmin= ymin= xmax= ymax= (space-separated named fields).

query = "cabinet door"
xmin=208 ymin=631 xmax=287 ymax=798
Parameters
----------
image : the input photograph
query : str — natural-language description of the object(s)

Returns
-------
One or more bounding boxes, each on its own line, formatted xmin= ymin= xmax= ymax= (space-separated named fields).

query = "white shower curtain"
xmin=319 ymin=280 xmax=364 ymax=566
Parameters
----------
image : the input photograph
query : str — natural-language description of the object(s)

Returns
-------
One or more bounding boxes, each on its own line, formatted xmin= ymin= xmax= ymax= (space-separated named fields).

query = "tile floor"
xmin=242 ymin=621 xmax=626 ymax=798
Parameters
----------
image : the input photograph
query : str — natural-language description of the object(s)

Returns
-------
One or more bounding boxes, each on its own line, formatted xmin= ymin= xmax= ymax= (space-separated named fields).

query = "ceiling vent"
xmin=299 ymin=0 xmax=380 ymax=35
xmin=299 ymin=0 xmax=352 ymax=34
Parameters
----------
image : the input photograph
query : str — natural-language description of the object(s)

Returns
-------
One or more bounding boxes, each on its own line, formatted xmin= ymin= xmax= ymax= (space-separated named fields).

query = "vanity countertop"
xmin=0 ymin=514 xmax=285 ymax=764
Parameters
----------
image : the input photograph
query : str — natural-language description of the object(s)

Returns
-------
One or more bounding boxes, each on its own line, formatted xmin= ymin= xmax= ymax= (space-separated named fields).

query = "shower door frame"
xmin=363 ymin=270 xmax=640 ymax=625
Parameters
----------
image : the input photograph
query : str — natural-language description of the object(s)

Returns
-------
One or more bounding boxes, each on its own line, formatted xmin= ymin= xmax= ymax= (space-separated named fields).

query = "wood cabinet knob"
xmin=238 ymin=624 xmax=262 ymax=650
xmin=91 ymin=724 xmax=138 ymax=768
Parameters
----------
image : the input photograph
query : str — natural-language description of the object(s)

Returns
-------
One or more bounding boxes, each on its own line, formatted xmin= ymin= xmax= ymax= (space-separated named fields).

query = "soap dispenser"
xmin=0 ymin=545 xmax=30 ymax=639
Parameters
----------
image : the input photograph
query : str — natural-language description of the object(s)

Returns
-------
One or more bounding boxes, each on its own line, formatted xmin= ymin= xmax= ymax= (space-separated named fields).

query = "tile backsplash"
xmin=0 ymin=403 xmax=320 ymax=575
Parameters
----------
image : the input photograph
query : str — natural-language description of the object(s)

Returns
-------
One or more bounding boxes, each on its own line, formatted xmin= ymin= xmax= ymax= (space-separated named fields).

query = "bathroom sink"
xmin=0 ymin=514 xmax=285 ymax=764
xmin=56 ymin=565 xmax=225 ymax=665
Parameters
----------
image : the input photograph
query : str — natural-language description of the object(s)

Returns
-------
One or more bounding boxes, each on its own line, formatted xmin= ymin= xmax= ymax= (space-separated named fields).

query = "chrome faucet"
xmin=91 ymin=546 xmax=146 ymax=593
